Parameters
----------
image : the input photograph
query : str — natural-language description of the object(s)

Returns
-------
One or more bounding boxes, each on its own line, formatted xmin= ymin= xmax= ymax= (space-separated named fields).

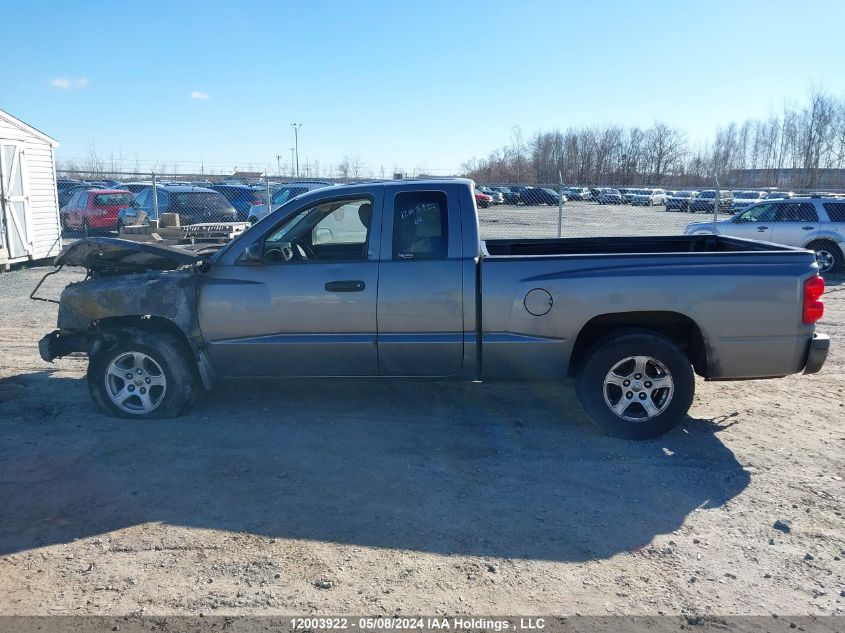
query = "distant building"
xmin=231 ymin=171 xmax=262 ymax=182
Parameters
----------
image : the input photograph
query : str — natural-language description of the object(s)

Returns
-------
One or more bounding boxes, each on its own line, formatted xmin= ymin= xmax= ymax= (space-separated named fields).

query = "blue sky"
xmin=4 ymin=0 xmax=844 ymax=176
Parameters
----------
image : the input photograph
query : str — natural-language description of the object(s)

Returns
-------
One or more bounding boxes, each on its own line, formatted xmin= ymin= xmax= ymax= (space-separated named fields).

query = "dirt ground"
xmin=0 ymin=263 xmax=843 ymax=617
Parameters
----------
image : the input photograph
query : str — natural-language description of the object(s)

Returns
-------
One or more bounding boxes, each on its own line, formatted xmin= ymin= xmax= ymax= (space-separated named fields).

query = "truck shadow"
xmin=0 ymin=372 xmax=750 ymax=562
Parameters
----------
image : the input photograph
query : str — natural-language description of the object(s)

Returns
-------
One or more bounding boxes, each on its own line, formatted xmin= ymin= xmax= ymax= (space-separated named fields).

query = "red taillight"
xmin=803 ymin=275 xmax=825 ymax=325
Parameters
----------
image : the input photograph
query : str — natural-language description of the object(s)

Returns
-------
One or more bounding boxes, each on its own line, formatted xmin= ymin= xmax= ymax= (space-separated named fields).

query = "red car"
xmin=475 ymin=190 xmax=493 ymax=209
xmin=60 ymin=189 xmax=135 ymax=232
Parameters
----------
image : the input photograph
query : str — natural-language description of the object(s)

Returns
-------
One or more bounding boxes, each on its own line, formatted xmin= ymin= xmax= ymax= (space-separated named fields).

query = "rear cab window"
xmin=392 ymin=191 xmax=448 ymax=260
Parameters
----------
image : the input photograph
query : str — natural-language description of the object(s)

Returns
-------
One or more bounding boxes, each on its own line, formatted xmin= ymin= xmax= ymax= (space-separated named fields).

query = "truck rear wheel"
xmin=87 ymin=329 xmax=199 ymax=419
xmin=576 ymin=330 xmax=694 ymax=439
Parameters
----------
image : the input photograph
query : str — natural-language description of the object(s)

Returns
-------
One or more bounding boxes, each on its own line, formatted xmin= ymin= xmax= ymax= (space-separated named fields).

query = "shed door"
xmin=0 ymin=142 xmax=32 ymax=258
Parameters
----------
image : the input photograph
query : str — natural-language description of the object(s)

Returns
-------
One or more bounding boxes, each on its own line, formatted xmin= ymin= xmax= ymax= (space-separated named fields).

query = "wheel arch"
xmin=89 ymin=315 xmax=196 ymax=365
xmin=568 ymin=311 xmax=709 ymax=379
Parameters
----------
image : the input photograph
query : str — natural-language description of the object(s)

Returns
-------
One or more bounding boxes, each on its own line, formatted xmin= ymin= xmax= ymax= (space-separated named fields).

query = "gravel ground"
xmin=0 ymin=227 xmax=843 ymax=618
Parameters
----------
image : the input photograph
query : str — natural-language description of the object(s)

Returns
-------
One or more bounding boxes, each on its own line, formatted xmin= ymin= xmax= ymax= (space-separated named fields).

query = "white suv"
xmin=628 ymin=188 xmax=667 ymax=206
xmin=247 ymin=181 xmax=334 ymax=223
xmin=685 ymin=196 xmax=845 ymax=273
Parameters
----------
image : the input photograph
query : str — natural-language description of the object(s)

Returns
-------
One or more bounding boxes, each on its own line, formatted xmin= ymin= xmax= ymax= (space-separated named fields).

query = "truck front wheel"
xmin=88 ymin=329 xmax=199 ymax=419
xmin=576 ymin=330 xmax=694 ymax=439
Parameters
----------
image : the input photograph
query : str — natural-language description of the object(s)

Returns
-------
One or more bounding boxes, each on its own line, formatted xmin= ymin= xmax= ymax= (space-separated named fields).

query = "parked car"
xmin=628 ymin=188 xmax=667 ymax=206
xmin=564 ymin=187 xmax=592 ymax=201
xmin=619 ymin=188 xmax=634 ymax=204
xmin=688 ymin=190 xmax=734 ymax=213
xmin=56 ymin=178 xmax=84 ymax=192
xmin=731 ymin=190 xmax=768 ymax=213
xmin=490 ymin=186 xmax=520 ymax=205
xmin=60 ymin=189 xmax=134 ymax=232
xmin=476 ymin=186 xmax=504 ymax=205
xmin=685 ymin=196 xmax=845 ymax=272
xmin=765 ymin=191 xmax=795 ymax=199
xmin=475 ymin=190 xmax=493 ymax=208
xmin=513 ymin=187 xmax=566 ymax=206
xmin=533 ymin=188 xmax=566 ymax=205
xmin=596 ymin=188 xmax=623 ymax=205
xmin=42 ymin=179 xmax=828 ymax=441
xmin=58 ymin=183 xmax=95 ymax=209
xmin=209 ymin=184 xmax=267 ymax=221
xmin=664 ymin=190 xmax=698 ymax=211
xmin=114 ymin=182 xmax=155 ymax=194
xmin=510 ymin=185 xmax=549 ymax=205
xmin=247 ymin=181 xmax=334 ymax=223
xmin=118 ymin=185 xmax=238 ymax=228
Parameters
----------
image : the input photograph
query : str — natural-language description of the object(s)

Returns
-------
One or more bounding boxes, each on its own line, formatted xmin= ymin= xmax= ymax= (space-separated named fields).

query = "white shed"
xmin=0 ymin=109 xmax=61 ymax=269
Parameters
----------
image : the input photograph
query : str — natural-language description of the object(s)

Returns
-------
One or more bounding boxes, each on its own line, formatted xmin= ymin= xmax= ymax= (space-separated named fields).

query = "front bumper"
xmin=803 ymin=333 xmax=830 ymax=374
xmin=39 ymin=330 xmax=87 ymax=363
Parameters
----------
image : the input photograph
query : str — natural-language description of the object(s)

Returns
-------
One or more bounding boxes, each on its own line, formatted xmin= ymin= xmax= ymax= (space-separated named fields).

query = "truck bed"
xmin=478 ymin=233 xmax=819 ymax=382
xmin=483 ymin=234 xmax=802 ymax=257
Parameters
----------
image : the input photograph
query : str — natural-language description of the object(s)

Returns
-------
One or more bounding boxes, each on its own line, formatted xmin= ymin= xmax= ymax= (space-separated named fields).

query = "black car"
xmin=527 ymin=187 xmax=565 ymax=205
xmin=209 ymin=184 xmax=267 ymax=221
xmin=509 ymin=185 xmax=549 ymax=205
xmin=688 ymin=190 xmax=734 ymax=213
xmin=490 ymin=186 xmax=521 ymax=205
xmin=665 ymin=190 xmax=698 ymax=211
xmin=119 ymin=185 xmax=238 ymax=227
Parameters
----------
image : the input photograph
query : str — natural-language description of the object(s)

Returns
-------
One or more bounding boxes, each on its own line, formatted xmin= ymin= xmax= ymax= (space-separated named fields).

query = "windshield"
xmin=698 ymin=191 xmax=715 ymax=198
xmin=93 ymin=193 xmax=134 ymax=206
xmin=735 ymin=191 xmax=762 ymax=199
xmin=674 ymin=191 xmax=695 ymax=198
xmin=170 ymin=192 xmax=233 ymax=212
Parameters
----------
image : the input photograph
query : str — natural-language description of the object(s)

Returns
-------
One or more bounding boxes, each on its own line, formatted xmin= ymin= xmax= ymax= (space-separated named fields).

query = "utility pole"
xmin=276 ymin=155 xmax=281 ymax=177
xmin=291 ymin=123 xmax=302 ymax=177
xmin=290 ymin=147 xmax=295 ymax=177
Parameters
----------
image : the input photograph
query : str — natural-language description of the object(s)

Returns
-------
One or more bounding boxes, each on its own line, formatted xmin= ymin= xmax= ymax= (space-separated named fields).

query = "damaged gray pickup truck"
xmin=40 ymin=179 xmax=830 ymax=439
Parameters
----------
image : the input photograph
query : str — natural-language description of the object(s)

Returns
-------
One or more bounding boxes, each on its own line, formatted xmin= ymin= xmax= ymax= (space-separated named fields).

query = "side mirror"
xmin=237 ymin=241 xmax=264 ymax=265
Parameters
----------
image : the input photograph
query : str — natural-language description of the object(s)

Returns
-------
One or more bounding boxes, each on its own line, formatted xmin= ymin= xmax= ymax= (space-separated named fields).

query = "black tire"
xmin=806 ymin=239 xmax=844 ymax=274
xmin=576 ymin=330 xmax=694 ymax=440
xmin=87 ymin=328 xmax=199 ymax=419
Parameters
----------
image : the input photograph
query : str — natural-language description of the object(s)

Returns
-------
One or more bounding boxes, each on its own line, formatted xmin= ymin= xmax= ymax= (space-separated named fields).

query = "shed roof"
xmin=0 ymin=109 xmax=59 ymax=147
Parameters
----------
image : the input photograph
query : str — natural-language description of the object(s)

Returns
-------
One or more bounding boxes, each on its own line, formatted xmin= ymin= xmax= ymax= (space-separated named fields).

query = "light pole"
xmin=290 ymin=147 xmax=295 ymax=177
xmin=291 ymin=123 xmax=301 ymax=177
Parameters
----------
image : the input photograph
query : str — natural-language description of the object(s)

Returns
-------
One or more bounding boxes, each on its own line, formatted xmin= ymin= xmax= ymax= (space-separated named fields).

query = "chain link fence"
xmin=55 ymin=169 xmax=845 ymax=273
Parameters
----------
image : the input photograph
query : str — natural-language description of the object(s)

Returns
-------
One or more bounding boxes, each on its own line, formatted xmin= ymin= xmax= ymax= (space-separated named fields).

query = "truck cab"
xmin=202 ymin=180 xmax=479 ymax=378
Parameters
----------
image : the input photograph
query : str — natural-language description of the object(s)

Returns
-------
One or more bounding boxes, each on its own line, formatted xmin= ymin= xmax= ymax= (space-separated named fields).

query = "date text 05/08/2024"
xmin=289 ymin=617 xmax=547 ymax=631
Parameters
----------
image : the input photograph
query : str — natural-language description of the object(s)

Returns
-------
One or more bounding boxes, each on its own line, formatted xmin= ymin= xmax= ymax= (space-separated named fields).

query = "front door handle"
xmin=757 ymin=226 xmax=769 ymax=231
xmin=802 ymin=225 xmax=814 ymax=230
xmin=325 ymin=280 xmax=365 ymax=292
